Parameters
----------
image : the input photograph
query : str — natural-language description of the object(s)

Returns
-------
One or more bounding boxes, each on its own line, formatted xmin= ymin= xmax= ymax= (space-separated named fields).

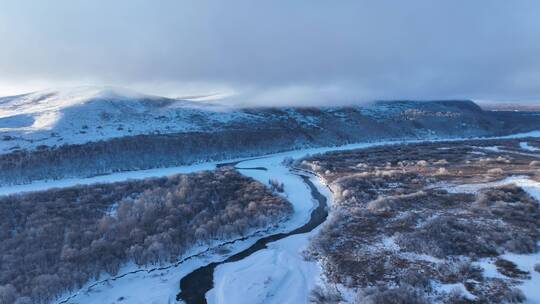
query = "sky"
xmin=0 ymin=0 xmax=539 ymax=106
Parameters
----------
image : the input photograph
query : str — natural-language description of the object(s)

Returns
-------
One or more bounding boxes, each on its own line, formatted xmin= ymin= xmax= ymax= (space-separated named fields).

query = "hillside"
xmin=0 ymin=87 xmax=258 ymax=153
xmin=1 ymin=87 xmax=540 ymax=185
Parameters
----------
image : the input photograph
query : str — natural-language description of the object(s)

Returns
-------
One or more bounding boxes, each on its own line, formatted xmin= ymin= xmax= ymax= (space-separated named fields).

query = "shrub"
xmin=502 ymin=288 xmax=526 ymax=303
xmin=416 ymin=160 xmax=429 ymax=167
xmin=495 ymin=156 xmax=510 ymax=164
xmin=281 ymin=156 xmax=295 ymax=167
xmin=268 ymin=178 xmax=285 ymax=192
xmin=530 ymin=161 xmax=540 ymax=167
xmin=436 ymin=167 xmax=449 ymax=175
xmin=302 ymin=138 xmax=540 ymax=303
xmin=356 ymin=285 xmax=429 ymax=304
xmin=487 ymin=168 xmax=504 ymax=176
xmin=309 ymin=286 xmax=341 ymax=304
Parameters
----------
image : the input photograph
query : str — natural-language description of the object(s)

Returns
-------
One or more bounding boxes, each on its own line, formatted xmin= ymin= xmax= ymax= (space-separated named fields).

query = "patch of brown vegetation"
xmin=300 ymin=138 xmax=540 ymax=304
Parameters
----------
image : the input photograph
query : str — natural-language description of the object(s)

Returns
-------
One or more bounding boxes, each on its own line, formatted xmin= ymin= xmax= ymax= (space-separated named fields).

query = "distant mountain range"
xmin=1 ymin=87 xmax=539 ymax=185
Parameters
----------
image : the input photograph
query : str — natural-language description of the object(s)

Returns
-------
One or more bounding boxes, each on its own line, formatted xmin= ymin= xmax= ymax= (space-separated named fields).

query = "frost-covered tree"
xmin=0 ymin=169 xmax=292 ymax=304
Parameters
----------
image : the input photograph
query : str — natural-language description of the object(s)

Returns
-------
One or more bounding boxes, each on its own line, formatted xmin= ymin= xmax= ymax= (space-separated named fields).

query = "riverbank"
xmin=2 ymin=130 xmax=539 ymax=197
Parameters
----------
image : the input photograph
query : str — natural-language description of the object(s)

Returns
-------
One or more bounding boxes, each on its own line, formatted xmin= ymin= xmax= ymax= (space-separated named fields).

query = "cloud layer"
xmin=1 ymin=0 xmax=539 ymax=105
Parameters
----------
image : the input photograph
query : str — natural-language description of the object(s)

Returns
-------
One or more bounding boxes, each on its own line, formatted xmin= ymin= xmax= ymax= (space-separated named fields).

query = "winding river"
xmin=176 ymin=173 xmax=328 ymax=304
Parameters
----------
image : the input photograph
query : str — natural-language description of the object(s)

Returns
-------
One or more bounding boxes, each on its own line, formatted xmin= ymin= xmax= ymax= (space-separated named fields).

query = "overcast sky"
xmin=0 ymin=0 xmax=539 ymax=105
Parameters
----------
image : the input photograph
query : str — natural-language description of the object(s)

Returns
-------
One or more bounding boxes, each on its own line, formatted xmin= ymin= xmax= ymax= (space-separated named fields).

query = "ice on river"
xmin=206 ymin=156 xmax=333 ymax=304
xmin=207 ymin=233 xmax=321 ymax=304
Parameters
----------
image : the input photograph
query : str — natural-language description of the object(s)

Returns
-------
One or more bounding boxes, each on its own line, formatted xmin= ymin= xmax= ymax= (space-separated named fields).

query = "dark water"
xmin=176 ymin=175 xmax=328 ymax=304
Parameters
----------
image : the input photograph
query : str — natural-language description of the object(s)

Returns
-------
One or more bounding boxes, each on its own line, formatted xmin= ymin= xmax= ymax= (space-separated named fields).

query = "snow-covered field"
xmin=441 ymin=176 xmax=533 ymax=194
xmin=0 ymin=162 xmax=217 ymax=197
xmin=520 ymin=141 xmax=540 ymax=152
xmin=207 ymin=233 xmax=321 ymax=304
xmin=449 ymin=178 xmax=540 ymax=303
xmin=475 ymin=249 xmax=540 ymax=304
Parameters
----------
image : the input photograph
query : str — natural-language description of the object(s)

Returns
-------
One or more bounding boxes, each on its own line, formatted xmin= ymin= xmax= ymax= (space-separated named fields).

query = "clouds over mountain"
xmin=0 ymin=0 xmax=539 ymax=105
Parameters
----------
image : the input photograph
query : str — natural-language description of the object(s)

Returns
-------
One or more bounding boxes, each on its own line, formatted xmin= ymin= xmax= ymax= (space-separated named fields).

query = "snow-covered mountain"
xmin=1 ymin=87 xmax=540 ymax=185
xmin=0 ymin=87 xmax=259 ymax=153
xmin=2 ymin=86 xmax=537 ymax=155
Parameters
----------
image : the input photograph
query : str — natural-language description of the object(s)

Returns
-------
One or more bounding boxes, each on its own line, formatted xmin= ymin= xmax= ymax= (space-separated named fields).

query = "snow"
xmin=520 ymin=141 xmax=540 ymax=152
xmin=441 ymin=176 xmax=531 ymax=194
xmin=481 ymin=146 xmax=501 ymax=152
xmin=401 ymin=252 xmax=443 ymax=264
xmin=0 ymin=113 xmax=35 ymax=128
xmin=381 ymin=236 xmax=400 ymax=252
xmin=58 ymin=231 xmax=279 ymax=304
xmin=503 ymin=179 xmax=540 ymax=304
xmin=474 ymin=248 xmax=540 ymax=304
xmin=500 ymin=130 xmax=540 ymax=139
xmin=206 ymin=156 xmax=333 ymax=304
xmin=469 ymin=151 xmax=486 ymax=155
xmin=434 ymin=282 xmax=476 ymax=300
xmin=474 ymin=258 xmax=507 ymax=279
xmin=207 ymin=233 xmax=321 ymax=304
xmin=0 ymin=86 xmax=256 ymax=154
xmin=0 ymin=162 xmax=216 ymax=196
xmin=500 ymin=250 xmax=540 ymax=304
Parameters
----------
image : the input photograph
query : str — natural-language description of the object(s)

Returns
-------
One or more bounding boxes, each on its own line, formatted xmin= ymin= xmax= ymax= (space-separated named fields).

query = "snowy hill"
xmin=1 ymin=87 xmax=540 ymax=185
xmin=0 ymin=86 xmax=527 ymax=155
xmin=0 ymin=87 xmax=260 ymax=153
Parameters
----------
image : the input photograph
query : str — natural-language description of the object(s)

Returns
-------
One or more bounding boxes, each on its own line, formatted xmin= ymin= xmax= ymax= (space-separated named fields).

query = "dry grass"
xmin=300 ymin=138 xmax=540 ymax=303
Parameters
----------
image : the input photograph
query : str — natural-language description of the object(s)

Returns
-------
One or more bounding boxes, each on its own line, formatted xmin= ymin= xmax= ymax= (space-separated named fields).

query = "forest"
xmin=0 ymin=129 xmax=312 ymax=185
xmin=0 ymin=169 xmax=292 ymax=304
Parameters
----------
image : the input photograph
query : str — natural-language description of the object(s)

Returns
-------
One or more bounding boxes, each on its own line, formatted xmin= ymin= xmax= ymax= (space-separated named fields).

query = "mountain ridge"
xmin=0 ymin=87 xmax=516 ymax=154
xmin=1 ymin=88 xmax=540 ymax=185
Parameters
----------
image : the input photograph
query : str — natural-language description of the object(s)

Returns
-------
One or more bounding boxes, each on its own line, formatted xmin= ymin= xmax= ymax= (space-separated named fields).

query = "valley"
xmin=1 ymin=91 xmax=539 ymax=304
xmin=4 ymin=2 xmax=540 ymax=303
